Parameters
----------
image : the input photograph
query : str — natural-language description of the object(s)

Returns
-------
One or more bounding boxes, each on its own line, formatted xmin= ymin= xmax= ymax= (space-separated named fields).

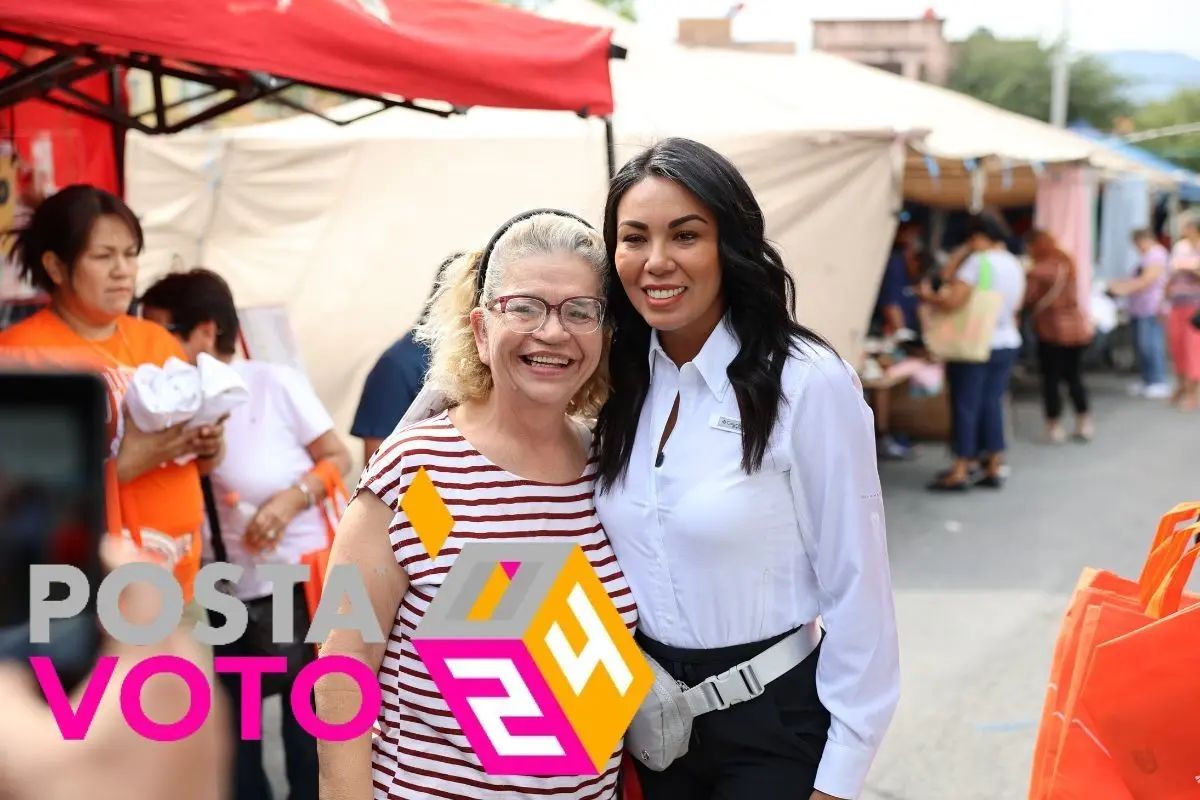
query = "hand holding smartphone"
xmin=0 ymin=370 xmax=109 ymax=696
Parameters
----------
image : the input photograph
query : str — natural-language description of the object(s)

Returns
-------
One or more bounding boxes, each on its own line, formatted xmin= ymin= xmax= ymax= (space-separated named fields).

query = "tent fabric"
xmin=539 ymin=0 xmax=1177 ymax=208
xmin=1036 ymin=167 xmax=1099 ymax=320
xmin=124 ymin=0 xmax=1180 ymax=451
xmin=1069 ymin=122 xmax=1200 ymax=203
xmin=1097 ymin=176 xmax=1151 ymax=282
xmin=0 ymin=0 xmax=617 ymax=115
xmin=126 ymin=125 xmax=901 ymax=457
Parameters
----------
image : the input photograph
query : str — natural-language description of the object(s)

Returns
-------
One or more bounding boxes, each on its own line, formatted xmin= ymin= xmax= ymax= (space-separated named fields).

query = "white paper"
xmin=123 ymin=353 xmax=249 ymax=443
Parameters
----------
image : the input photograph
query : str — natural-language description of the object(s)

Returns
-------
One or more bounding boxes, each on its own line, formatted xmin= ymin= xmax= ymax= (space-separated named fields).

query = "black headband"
xmin=474 ymin=208 xmax=598 ymax=304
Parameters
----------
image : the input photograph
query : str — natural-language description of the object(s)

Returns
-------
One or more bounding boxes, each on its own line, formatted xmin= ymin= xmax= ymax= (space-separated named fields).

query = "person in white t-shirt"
xmin=917 ymin=215 xmax=1026 ymax=492
xmin=140 ymin=268 xmax=351 ymax=800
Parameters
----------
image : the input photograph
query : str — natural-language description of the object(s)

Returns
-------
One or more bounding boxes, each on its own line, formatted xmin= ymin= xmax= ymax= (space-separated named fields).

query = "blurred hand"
xmin=243 ymin=486 xmax=306 ymax=553
xmin=189 ymin=415 xmax=228 ymax=462
xmin=809 ymin=791 xmax=846 ymax=800
xmin=115 ymin=410 xmax=194 ymax=483
xmin=0 ymin=538 xmax=230 ymax=800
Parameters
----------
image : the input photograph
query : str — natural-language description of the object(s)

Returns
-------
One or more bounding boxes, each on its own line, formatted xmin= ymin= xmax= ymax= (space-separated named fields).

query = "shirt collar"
xmin=647 ymin=315 xmax=739 ymax=401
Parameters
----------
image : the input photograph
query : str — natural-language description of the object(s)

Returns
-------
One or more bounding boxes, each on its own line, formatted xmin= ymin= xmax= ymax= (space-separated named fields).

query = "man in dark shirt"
xmin=351 ymin=254 xmax=459 ymax=464
xmin=873 ymin=220 xmax=922 ymax=336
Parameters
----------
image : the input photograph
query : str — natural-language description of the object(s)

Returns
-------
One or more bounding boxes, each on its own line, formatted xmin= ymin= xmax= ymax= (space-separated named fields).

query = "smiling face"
xmin=613 ymin=176 xmax=724 ymax=346
xmin=472 ymin=251 xmax=605 ymax=413
xmin=43 ymin=214 xmax=139 ymax=323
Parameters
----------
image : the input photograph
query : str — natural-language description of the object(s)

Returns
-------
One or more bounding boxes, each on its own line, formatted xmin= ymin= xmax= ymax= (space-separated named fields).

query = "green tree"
xmin=499 ymin=0 xmax=636 ymax=21
xmin=1132 ymin=89 xmax=1200 ymax=172
xmin=948 ymin=29 xmax=1132 ymax=128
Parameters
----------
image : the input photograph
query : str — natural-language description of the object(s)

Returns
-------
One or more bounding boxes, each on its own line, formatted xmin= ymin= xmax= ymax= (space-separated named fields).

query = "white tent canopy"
xmin=126 ymin=0 xmax=1166 ymax=452
xmin=538 ymin=0 xmax=1175 ymax=204
xmin=127 ymin=45 xmax=905 ymax=450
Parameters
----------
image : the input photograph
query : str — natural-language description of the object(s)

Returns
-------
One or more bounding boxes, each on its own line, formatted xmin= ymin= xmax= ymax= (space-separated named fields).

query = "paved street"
xmin=262 ymin=371 xmax=1197 ymax=800
xmin=864 ymin=371 xmax=1198 ymax=800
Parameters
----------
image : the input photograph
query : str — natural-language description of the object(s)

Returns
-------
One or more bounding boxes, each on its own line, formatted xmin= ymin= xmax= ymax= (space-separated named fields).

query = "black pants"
xmin=213 ymin=586 xmax=319 ymax=800
xmin=632 ymin=628 xmax=830 ymax=800
xmin=1038 ymin=341 xmax=1089 ymax=421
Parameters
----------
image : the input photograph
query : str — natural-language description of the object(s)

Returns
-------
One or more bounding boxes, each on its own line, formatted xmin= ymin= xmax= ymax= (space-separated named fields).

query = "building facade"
xmin=811 ymin=11 xmax=951 ymax=85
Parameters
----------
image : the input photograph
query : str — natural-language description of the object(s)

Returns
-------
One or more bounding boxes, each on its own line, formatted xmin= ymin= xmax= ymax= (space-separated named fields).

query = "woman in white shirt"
xmin=593 ymin=138 xmax=900 ymax=800
xmin=917 ymin=216 xmax=1027 ymax=491
xmin=141 ymin=269 xmax=351 ymax=800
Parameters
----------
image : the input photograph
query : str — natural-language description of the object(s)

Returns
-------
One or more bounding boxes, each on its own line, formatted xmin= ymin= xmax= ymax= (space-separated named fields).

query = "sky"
xmin=634 ymin=0 xmax=1200 ymax=58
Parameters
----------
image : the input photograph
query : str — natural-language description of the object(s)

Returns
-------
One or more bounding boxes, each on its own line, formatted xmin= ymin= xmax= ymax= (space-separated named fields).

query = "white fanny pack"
xmin=626 ymin=623 xmax=822 ymax=772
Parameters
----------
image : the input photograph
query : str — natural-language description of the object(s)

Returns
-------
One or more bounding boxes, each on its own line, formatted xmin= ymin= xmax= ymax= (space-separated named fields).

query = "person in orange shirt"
xmin=0 ymin=185 xmax=225 ymax=624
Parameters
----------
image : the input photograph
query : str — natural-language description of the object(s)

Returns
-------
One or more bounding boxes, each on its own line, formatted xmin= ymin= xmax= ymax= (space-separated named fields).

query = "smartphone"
xmin=0 ymin=369 xmax=109 ymax=695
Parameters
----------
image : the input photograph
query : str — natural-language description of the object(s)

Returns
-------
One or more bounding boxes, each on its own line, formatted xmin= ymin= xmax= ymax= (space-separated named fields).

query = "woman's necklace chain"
xmin=51 ymin=303 xmax=135 ymax=369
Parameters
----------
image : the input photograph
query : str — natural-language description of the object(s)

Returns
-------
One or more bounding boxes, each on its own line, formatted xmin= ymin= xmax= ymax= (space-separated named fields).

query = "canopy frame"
xmin=0 ymin=23 xmax=627 ymax=193
xmin=0 ymin=29 xmax=460 ymax=133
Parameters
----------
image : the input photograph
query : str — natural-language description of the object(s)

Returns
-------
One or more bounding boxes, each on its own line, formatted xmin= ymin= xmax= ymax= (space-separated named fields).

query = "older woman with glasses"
xmin=315 ymin=210 xmax=639 ymax=800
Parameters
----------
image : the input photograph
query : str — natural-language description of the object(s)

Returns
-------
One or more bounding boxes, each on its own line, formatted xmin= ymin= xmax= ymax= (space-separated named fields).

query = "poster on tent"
xmin=0 ymin=141 xmax=40 ymax=304
xmin=237 ymin=305 xmax=306 ymax=372
xmin=0 ymin=42 xmax=123 ymax=198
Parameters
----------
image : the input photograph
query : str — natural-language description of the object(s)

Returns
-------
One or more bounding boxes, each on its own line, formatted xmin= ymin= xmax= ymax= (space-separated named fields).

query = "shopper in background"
xmin=1023 ymin=229 xmax=1095 ymax=443
xmin=871 ymin=219 xmax=924 ymax=460
xmin=918 ymin=215 xmax=1026 ymax=491
xmin=1163 ymin=212 xmax=1200 ymax=411
xmin=874 ymin=219 xmax=923 ymax=337
xmin=1107 ymin=228 xmax=1171 ymax=399
xmin=141 ymin=268 xmax=351 ymax=800
xmin=0 ymin=184 xmax=222 ymax=635
xmin=350 ymin=254 xmax=459 ymax=463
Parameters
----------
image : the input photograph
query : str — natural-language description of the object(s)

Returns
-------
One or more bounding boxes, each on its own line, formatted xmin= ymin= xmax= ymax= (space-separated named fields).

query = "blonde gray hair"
xmin=415 ymin=213 xmax=610 ymax=416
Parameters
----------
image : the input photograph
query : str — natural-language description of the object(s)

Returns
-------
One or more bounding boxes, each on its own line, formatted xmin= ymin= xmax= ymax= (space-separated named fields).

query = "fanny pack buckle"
xmin=699 ymin=662 xmax=765 ymax=711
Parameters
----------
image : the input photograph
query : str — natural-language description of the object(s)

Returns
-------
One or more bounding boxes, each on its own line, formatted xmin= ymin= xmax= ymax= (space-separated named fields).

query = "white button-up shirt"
xmin=595 ymin=318 xmax=900 ymax=800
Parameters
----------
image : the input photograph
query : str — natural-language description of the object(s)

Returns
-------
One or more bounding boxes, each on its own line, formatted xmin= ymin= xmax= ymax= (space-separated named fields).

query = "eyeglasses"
xmin=488 ymin=294 xmax=606 ymax=335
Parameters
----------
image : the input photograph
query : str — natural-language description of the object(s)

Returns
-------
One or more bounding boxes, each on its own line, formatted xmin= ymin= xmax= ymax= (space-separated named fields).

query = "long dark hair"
xmin=594 ymin=137 xmax=833 ymax=491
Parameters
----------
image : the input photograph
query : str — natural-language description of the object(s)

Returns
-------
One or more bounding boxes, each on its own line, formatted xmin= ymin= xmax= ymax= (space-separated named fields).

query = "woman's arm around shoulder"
xmin=315 ymin=428 xmax=412 ymax=800
xmin=786 ymin=347 xmax=900 ymax=800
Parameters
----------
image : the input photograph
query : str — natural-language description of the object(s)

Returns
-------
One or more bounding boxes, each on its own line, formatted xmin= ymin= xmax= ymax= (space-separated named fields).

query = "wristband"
xmin=294 ymin=479 xmax=315 ymax=509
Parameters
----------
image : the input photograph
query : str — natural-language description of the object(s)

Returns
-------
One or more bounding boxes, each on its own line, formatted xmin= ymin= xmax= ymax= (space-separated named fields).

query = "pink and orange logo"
xmin=403 ymin=467 xmax=653 ymax=776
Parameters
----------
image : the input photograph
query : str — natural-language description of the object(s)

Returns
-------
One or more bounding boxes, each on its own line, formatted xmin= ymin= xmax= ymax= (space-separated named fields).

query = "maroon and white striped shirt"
xmin=357 ymin=412 xmax=638 ymax=800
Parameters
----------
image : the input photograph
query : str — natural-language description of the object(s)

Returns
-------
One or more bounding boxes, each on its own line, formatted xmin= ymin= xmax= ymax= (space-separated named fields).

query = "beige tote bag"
xmin=919 ymin=254 xmax=1004 ymax=363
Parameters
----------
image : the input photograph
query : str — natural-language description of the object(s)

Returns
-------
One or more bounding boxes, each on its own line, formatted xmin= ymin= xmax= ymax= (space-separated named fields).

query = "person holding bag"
xmin=140 ymin=268 xmax=351 ymax=800
xmin=593 ymin=138 xmax=899 ymax=800
xmin=917 ymin=215 xmax=1026 ymax=492
xmin=1023 ymin=230 xmax=1095 ymax=444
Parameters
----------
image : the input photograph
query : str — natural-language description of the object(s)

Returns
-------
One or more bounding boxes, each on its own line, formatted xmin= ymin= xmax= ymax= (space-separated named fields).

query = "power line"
xmin=1120 ymin=122 xmax=1200 ymax=143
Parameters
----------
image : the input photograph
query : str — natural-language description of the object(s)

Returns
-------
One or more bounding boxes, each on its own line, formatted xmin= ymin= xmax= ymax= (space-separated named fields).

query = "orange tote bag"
xmin=1041 ymin=542 xmax=1197 ymax=800
xmin=1028 ymin=504 xmax=1200 ymax=800
xmin=1079 ymin=549 xmax=1200 ymax=799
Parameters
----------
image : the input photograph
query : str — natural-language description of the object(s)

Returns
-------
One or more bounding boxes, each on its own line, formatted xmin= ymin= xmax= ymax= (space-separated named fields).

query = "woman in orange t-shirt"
xmin=0 ymin=185 xmax=225 ymax=611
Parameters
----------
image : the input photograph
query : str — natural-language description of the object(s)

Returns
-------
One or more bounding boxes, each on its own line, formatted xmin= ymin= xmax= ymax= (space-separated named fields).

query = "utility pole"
xmin=1049 ymin=0 xmax=1071 ymax=127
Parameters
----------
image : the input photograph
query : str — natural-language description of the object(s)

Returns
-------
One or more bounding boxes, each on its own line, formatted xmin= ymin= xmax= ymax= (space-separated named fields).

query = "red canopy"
xmin=0 ymin=0 xmax=617 ymax=115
